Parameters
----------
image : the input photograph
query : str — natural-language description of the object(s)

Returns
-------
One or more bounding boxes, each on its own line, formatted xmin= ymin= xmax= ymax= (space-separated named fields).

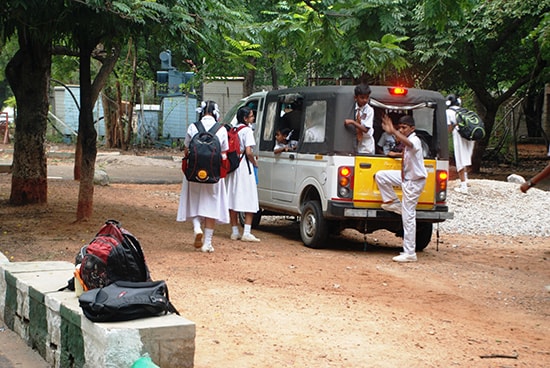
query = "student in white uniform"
xmin=446 ymin=94 xmax=474 ymax=194
xmin=344 ymin=83 xmax=375 ymax=154
xmin=177 ymin=100 xmax=229 ymax=253
xmin=226 ymin=106 xmax=261 ymax=242
xmin=375 ymin=115 xmax=427 ymax=262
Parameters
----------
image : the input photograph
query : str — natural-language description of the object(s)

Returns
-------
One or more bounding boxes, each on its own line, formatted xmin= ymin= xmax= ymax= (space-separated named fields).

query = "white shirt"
xmin=403 ymin=132 xmax=427 ymax=181
xmin=356 ymin=103 xmax=375 ymax=154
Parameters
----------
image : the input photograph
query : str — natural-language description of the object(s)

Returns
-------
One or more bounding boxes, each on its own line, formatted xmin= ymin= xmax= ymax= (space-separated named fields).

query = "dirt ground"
xmin=0 ymin=144 xmax=549 ymax=367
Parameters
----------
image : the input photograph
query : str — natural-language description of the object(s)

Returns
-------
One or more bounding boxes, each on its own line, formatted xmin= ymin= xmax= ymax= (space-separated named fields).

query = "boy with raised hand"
xmin=375 ymin=115 xmax=427 ymax=262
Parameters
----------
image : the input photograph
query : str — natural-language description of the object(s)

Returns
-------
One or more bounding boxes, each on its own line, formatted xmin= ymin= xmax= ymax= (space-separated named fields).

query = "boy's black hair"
xmin=399 ymin=115 xmax=415 ymax=126
xmin=354 ymin=84 xmax=371 ymax=96
xmin=278 ymin=127 xmax=291 ymax=137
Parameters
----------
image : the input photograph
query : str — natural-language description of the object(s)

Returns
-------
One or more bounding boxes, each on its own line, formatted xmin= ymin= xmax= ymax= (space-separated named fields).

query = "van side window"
xmin=303 ymin=101 xmax=327 ymax=143
xmin=262 ymin=101 xmax=279 ymax=142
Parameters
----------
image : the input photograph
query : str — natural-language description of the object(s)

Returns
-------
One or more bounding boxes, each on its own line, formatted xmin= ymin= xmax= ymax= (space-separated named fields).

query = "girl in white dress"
xmin=225 ymin=106 xmax=261 ymax=242
xmin=176 ymin=101 xmax=229 ymax=253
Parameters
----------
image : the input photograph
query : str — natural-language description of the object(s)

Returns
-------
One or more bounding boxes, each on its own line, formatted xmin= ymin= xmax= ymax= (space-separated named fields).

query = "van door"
xmin=256 ymin=99 xmax=299 ymax=204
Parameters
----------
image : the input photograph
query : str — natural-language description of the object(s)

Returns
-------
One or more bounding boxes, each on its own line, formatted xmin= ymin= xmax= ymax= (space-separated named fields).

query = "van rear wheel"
xmin=415 ymin=222 xmax=433 ymax=251
xmin=300 ymin=201 xmax=328 ymax=249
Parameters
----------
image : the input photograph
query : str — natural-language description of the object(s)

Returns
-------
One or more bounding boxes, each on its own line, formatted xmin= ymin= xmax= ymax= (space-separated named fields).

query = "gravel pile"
xmin=439 ymin=179 xmax=549 ymax=237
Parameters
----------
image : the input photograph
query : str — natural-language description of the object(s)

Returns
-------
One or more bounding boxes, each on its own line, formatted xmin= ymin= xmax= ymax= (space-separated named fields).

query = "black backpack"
xmin=453 ymin=107 xmax=486 ymax=141
xmin=79 ymin=280 xmax=179 ymax=322
xmin=183 ymin=121 xmax=223 ymax=183
xmin=77 ymin=220 xmax=151 ymax=291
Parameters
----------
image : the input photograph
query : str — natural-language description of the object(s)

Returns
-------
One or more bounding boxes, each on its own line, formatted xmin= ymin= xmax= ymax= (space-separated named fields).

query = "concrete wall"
xmin=0 ymin=259 xmax=195 ymax=368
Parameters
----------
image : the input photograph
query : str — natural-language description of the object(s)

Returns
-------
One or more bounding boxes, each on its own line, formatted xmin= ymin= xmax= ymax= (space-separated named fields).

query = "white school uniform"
xmin=356 ymin=103 xmax=375 ymax=154
xmin=375 ymin=132 xmax=427 ymax=254
xmin=226 ymin=124 xmax=259 ymax=213
xmin=176 ymin=115 xmax=230 ymax=224
xmin=446 ymin=107 xmax=475 ymax=172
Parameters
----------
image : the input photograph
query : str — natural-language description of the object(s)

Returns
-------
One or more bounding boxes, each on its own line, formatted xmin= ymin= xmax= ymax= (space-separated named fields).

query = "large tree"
xmin=2 ymin=0 xmax=66 ymax=205
xmin=2 ymin=0 xmax=246 ymax=220
xmin=410 ymin=0 xmax=549 ymax=171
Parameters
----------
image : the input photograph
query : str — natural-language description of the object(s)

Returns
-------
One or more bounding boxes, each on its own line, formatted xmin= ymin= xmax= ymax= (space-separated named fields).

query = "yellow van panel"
xmin=353 ymin=157 xmax=436 ymax=210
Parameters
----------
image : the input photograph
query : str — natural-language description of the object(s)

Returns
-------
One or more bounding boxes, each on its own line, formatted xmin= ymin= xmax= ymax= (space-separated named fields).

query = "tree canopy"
xmin=1 ymin=0 xmax=548 ymax=218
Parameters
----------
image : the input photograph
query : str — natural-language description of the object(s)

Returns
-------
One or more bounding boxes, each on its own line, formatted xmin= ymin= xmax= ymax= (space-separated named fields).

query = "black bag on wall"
xmin=79 ymin=280 xmax=179 ymax=322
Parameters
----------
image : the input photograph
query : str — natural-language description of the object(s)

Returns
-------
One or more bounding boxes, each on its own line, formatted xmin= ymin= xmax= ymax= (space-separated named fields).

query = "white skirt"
xmin=225 ymin=157 xmax=259 ymax=213
xmin=176 ymin=176 xmax=230 ymax=224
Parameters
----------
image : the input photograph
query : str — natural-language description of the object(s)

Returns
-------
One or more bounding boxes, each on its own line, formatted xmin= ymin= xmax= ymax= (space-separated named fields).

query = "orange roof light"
xmin=388 ymin=87 xmax=408 ymax=96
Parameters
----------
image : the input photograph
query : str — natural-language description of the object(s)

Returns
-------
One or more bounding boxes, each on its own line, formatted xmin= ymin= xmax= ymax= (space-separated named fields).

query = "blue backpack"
xmin=183 ymin=121 xmax=223 ymax=183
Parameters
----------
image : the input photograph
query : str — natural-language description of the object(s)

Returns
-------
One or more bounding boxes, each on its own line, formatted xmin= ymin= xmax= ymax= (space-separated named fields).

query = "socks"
xmin=232 ymin=226 xmax=240 ymax=236
xmin=204 ymin=228 xmax=214 ymax=246
xmin=460 ymin=181 xmax=467 ymax=190
xmin=192 ymin=217 xmax=202 ymax=233
xmin=243 ymin=224 xmax=252 ymax=236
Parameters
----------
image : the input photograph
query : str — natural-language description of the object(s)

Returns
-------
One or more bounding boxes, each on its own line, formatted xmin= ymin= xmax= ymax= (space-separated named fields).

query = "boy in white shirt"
xmin=375 ymin=115 xmax=427 ymax=262
xmin=344 ymin=84 xmax=375 ymax=154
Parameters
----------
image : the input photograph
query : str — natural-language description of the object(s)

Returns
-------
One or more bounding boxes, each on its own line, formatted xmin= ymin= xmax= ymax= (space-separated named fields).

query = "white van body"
xmin=223 ymin=86 xmax=453 ymax=250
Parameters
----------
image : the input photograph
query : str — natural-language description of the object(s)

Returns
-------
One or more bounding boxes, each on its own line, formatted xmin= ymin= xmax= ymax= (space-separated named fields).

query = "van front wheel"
xmin=300 ymin=201 xmax=328 ymax=249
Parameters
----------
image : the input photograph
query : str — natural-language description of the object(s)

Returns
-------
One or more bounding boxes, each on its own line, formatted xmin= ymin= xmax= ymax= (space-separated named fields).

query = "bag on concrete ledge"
xmin=79 ymin=280 xmax=179 ymax=322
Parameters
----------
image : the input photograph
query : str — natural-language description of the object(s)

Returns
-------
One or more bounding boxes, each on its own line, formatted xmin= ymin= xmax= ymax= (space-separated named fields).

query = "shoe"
xmin=201 ymin=243 xmax=214 ymax=253
xmin=454 ymin=187 xmax=468 ymax=195
xmin=381 ymin=201 xmax=402 ymax=215
xmin=193 ymin=230 xmax=203 ymax=248
xmin=392 ymin=253 xmax=417 ymax=262
xmin=230 ymin=233 xmax=241 ymax=240
xmin=241 ymin=233 xmax=261 ymax=242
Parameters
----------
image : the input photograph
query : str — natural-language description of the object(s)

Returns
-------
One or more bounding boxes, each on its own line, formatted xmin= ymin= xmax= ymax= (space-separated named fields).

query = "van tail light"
xmin=338 ymin=166 xmax=354 ymax=198
xmin=436 ymin=170 xmax=448 ymax=203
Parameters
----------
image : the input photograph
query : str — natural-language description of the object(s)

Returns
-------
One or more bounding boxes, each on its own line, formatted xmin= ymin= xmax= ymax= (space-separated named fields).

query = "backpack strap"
xmin=207 ymin=122 xmax=222 ymax=135
xmin=194 ymin=121 xmax=206 ymax=133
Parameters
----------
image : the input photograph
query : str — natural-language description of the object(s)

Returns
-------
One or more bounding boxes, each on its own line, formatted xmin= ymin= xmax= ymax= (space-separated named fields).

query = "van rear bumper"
xmin=327 ymin=201 xmax=454 ymax=221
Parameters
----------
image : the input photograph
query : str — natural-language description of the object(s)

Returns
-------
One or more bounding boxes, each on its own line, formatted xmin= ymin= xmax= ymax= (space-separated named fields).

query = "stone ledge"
xmin=0 ymin=260 xmax=195 ymax=367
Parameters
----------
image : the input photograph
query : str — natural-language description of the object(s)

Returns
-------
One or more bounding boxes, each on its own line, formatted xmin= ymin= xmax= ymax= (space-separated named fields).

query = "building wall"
xmin=203 ymin=79 xmax=245 ymax=121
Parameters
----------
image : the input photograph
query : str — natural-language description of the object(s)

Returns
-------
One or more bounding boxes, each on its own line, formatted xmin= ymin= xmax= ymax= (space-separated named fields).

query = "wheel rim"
xmin=303 ymin=210 xmax=317 ymax=239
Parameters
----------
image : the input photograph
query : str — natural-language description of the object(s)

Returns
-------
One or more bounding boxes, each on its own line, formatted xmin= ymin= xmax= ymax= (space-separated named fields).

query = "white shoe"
xmin=454 ymin=187 xmax=468 ymax=195
xmin=230 ymin=233 xmax=241 ymax=240
xmin=201 ymin=243 xmax=214 ymax=253
xmin=241 ymin=233 xmax=261 ymax=242
xmin=381 ymin=201 xmax=402 ymax=215
xmin=193 ymin=229 xmax=203 ymax=249
xmin=392 ymin=253 xmax=417 ymax=262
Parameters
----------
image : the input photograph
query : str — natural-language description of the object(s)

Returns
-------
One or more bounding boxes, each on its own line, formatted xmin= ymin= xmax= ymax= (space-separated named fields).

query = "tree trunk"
xmin=243 ymin=57 xmax=257 ymax=97
xmin=76 ymin=41 xmax=98 ymax=221
xmin=5 ymin=29 xmax=51 ymax=205
xmin=74 ymin=44 xmax=120 ymax=174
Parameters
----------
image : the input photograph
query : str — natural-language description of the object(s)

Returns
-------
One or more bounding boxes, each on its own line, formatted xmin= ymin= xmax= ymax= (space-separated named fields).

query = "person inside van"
xmin=274 ymin=128 xmax=296 ymax=154
xmin=344 ymin=83 xmax=375 ymax=154
xmin=375 ymin=114 xmax=427 ymax=263
xmin=280 ymin=100 xmax=302 ymax=140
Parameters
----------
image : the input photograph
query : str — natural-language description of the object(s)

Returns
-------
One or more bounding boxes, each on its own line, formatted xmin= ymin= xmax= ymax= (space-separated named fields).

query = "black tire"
xmin=238 ymin=210 xmax=262 ymax=228
xmin=300 ymin=201 xmax=328 ymax=249
xmin=415 ymin=222 xmax=433 ymax=251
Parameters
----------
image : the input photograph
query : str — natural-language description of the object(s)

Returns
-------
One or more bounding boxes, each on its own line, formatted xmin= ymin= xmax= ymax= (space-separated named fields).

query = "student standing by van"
xmin=226 ymin=106 xmax=261 ymax=242
xmin=344 ymin=84 xmax=375 ymax=154
xmin=446 ymin=94 xmax=474 ymax=194
xmin=176 ymin=101 xmax=229 ymax=253
xmin=375 ymin=115 xmax=427 ymax=262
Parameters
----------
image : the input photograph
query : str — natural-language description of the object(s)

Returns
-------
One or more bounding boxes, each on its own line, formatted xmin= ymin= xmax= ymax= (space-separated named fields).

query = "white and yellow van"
xmin=222 ymin=85 xmax=453 ymax=250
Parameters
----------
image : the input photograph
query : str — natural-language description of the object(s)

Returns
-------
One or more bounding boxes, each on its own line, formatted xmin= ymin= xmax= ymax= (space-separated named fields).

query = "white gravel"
xmin=439 ymin=179 xmax=549 ymax=237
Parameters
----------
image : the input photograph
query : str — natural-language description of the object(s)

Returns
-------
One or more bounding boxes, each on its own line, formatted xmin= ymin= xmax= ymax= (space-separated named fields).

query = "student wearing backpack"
xmin=226 ymin=106 xmax=261 ymax=242
xmin=177 ymin=100 xmax=229 ymax=253
xmin=446 ymin=94 xmax=475 ymax=195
